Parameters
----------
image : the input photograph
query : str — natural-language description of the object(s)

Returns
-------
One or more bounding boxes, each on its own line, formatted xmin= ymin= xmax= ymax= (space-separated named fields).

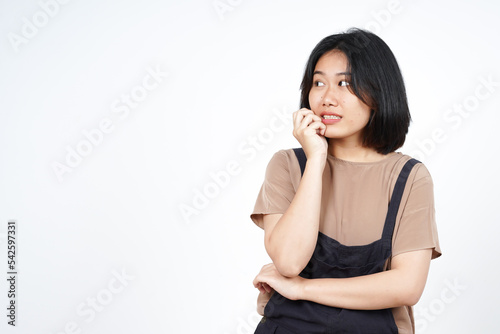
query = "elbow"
xmin=274 ymin=260 xmax=305 ymax=277
xmin=265 ymin=238 xmax=310 ymax=277
xmin=403 ymin=291 xmax=422 ymax=307
xmin=396 ymin=284 xmax=425 ymax=307
xmin=268 ymin=250 xmax=307 ymax=277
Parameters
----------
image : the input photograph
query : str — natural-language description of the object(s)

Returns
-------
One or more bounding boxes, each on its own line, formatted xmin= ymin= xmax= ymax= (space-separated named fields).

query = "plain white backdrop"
xmin=1 ymin=0 xmax=499 ymax=333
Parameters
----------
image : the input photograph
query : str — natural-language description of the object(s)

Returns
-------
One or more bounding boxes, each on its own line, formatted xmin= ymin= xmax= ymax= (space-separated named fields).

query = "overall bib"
xmin=255 ymin=148 xmax=420 ymax=334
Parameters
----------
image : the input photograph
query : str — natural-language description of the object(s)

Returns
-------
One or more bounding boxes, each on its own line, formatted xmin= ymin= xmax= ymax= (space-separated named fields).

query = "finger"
xmin=311 ymin=114 xmax=323 ymax=123
xmin=304 ymin=120 xmax=326 ymax=134
xmin=297 ymin=114 xmax=316 ymax=131
xmin=292 ymin=110 xmax=303 ymax=130
xmin=254 ymin=281 xmax=265 ymax=293
xmin=293 ymin=109 xmax=314 ymax=129
xmin=319 ymin=122 xmax=327 ymax=136
xmin=254 ymin=276 xmax=270 ymax=293
xmin=318 ymin=127 xmax=326 ymax=136
xmin=298 ymin=108 xmax=313 ymax=115
xmin=253 ymin=276 xmax=261 ymax=288
xmin=253 ymin=263 xmax=274 ymax=286
xmin=254 ymin=273 xmax=274 ymax=293
xmin=299 ymin=112 xmax=323 ymax=130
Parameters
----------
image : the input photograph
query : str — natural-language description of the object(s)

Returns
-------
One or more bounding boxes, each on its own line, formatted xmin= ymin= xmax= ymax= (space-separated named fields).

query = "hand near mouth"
xmin=292 ymin=108 xmax=328 ymax=161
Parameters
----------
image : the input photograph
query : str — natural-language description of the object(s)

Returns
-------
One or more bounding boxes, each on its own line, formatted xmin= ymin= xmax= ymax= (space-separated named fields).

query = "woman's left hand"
xmin=253 ymin=263 xmax=305 ymax=301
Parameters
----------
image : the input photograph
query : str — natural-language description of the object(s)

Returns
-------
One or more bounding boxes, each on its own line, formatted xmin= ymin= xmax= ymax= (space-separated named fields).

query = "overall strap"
xmin=293 ymin=148 xmax=419 ymax=243
xmin=292 ymin=148 xmax=307 ymax=176
xmin=382 ymin=158 xmax=420 ymax=241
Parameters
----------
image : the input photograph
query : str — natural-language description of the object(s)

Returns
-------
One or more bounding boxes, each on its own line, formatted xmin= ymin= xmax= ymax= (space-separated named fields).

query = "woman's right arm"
xmin=263 ymin=109 xmax=327 ymax=277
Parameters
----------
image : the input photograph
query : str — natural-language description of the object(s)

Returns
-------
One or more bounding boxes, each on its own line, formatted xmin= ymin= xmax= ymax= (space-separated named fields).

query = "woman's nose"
xmin=322 ymin=88 xmax=339 ymax=107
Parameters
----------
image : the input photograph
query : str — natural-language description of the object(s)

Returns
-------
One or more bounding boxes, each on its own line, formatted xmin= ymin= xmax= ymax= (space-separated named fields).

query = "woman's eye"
xmin=339 ymin=80 xmax=350 ymax=87
xmin=314 ymin=81 xmax=325 ymax=87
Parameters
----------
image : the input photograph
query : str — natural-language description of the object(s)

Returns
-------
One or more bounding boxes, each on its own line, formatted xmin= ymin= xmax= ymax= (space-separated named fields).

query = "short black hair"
xmin=300 ymin=28 xmax=411 ymax=154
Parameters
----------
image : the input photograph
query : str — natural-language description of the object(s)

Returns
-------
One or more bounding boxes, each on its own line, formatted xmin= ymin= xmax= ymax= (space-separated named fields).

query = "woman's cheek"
xmin=308 ymin=92 xmax=319 ymax=109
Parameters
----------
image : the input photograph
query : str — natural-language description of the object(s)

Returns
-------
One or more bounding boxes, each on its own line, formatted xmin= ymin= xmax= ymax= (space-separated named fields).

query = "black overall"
xmin=255 ymin=148 xmax=420 ymax=334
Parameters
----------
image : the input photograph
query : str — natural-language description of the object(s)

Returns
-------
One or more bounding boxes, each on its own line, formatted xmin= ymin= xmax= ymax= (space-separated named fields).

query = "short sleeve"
xmin=250 ymin=150 xmax=298 ymax=229
xmin=392 ymin=163 xmax=442 ymax=259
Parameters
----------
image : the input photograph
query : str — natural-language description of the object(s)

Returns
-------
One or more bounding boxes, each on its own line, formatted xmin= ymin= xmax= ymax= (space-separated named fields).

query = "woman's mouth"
xmin=322 ymin=114 xmax=342 ymax=124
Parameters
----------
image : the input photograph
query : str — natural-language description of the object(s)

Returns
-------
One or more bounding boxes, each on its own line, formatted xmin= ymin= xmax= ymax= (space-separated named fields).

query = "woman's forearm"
xmin=296 ymin=249 xmax=432 ymax=309
xmin=265 ymin=155 xmax=325 ymax=277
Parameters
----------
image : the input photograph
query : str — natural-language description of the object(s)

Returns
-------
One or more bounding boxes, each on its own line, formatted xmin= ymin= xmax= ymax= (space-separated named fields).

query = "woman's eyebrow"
xmin=313 ymin=70 xmax=351 ymax=76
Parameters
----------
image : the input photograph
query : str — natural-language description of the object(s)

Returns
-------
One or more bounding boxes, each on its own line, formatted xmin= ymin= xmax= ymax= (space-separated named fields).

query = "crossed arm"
xmin=254 ymin=242 xmax=432 ymax=313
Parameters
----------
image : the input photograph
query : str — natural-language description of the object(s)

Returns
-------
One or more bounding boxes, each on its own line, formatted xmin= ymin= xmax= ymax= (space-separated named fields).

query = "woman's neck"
xmin=327 ymin=139 xmax=387 ymax=162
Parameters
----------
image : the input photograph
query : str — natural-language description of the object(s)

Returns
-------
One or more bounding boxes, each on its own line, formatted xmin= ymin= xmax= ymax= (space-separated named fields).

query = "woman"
xmin=250 ymin=28 xmax=441 ymax=333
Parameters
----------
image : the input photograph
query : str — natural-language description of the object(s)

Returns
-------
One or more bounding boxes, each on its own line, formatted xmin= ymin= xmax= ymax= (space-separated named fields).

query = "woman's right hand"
xmin=292 ymin=108 xmax=328 ymax=161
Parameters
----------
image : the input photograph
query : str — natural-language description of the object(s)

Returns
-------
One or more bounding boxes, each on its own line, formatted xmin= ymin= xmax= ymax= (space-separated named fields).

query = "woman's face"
xmin=308 ymin=50 xmax=372 ymax=145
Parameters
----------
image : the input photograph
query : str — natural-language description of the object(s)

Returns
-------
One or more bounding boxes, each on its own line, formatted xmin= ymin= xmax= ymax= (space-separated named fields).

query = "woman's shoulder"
xmin=264 ymin=148 xmax=303 ymax=188
xmin=390 ymin=152 xmax=433 ymax=183
xmin=271 ymin=148 xmax=299 ymax=159
xmin=267 ymin=148 xmax=302 ymax=168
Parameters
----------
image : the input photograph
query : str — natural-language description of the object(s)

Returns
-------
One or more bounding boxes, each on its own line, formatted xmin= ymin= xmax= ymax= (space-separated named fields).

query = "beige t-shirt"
xmin=251 ymin=149 xmax=441 ymax=334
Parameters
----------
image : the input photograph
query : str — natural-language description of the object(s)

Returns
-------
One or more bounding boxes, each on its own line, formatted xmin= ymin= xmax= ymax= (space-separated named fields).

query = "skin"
xmin=253 ymin=50 xmax=432 ymax=313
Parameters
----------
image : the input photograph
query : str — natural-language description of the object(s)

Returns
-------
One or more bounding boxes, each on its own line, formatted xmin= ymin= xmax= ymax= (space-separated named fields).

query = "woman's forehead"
xmin=314 ymin=50 xmax=349 ymax=73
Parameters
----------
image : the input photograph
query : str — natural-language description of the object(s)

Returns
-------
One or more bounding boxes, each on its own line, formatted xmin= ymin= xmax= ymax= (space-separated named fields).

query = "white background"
xmin=1 ymin=0 xmax=499 ymax=333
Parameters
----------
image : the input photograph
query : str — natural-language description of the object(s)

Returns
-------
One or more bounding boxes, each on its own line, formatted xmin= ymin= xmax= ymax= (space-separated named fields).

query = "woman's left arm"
xmin=253 ymin=248 xmax=432 ymax=310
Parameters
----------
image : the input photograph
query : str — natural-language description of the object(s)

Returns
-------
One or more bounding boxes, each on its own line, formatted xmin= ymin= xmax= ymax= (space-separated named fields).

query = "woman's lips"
xmin=321 ymin=113 xmax=342 ymax=125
